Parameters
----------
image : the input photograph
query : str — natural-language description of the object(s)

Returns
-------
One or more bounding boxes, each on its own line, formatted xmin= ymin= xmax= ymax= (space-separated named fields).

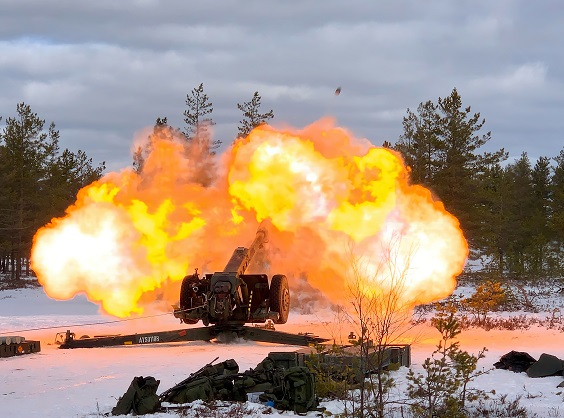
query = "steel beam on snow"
xmin=57 ymin=325 xmax=328 ymax=349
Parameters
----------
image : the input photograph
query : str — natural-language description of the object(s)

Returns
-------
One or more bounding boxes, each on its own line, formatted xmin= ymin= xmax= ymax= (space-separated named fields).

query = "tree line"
xmin=1 ymin=85 xmax=562 ymax=282
xmin=0 ymin=103 xmax=106 ymax=281
xmin=0 ymin=86 xmax=273 ymax=283
xmin=133 ymin=84 xmax=274 ymax=175
xmin=392 ymin=87 xmax=564 ymax=279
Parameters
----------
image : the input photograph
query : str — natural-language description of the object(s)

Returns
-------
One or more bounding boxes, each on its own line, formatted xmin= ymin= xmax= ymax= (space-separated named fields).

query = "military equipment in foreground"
xmin=0 ymin=335 xmax=41 ymax=358
xmin=111 ymin=344 xmax=413 ymax=416
xmin=112 ymin=353 xmax=322 ymax=415
xmin=58 ymin=225 xmax=328 ymax=348
xmin=495 ymin=351 xmax=564 ymax=379
xmin=173 ymin=225 xmax=290 ymax=326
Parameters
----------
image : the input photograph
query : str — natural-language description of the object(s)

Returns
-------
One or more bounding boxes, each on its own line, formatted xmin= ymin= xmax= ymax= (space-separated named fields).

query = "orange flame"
xmin=31 ymin=118 xmax=468 ymax=317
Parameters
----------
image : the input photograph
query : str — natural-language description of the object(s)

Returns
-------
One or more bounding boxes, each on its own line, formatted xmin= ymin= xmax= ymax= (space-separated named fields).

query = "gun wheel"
xmin=270 ymin=274 xmax=290 ymax=324
xmin=179 ymin=276 xmax=200 ymax=324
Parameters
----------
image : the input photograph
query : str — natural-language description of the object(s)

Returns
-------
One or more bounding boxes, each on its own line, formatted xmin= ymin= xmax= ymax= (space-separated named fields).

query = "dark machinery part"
xmin=0 ymin=337 xmax=41 ymax=358
xmin=270 ymin=344 xmax=411 ymax=374
xmin=173 ymin=226 xmax=290 ymax=326
xmin=270 ymin=274 xmax=290 ymax=324
xmin=57 ymin=326 xmax=329 ymax=349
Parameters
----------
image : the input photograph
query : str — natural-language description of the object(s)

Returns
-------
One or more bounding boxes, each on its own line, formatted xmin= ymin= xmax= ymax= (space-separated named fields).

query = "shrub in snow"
xmin=462 ymin=280 xmax=508 ymax=325
xmin=407 ymin=303 xmax=489 ymax=417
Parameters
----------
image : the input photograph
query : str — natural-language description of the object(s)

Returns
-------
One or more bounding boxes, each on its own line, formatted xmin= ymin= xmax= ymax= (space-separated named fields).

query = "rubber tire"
xmin=179 ymin=276 xmax=199 ymax=324
xmin=270 ymin=274 xmax=290 ymax=324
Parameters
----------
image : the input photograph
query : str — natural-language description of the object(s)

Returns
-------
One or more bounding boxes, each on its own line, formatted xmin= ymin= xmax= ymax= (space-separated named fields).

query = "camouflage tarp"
xmin=112 ymin=376 xmax=160 ymax=416
xmin=526 ymin=353 xmax=564 ymax=378
xmin=494 ymin=351 xmax=537 ymax=373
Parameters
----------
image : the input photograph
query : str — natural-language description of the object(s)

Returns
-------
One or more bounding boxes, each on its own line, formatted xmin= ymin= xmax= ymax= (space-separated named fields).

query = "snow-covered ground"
xmin=1 ymin=285 xmax=563 ymax=417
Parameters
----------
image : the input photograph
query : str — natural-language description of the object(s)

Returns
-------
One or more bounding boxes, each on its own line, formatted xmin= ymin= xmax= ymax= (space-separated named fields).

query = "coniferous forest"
xmin=0 ymin=103 xmax=105 ymax=281
xmin=1 ymin=86 xmax=563 ymax=283
xmin=393 ymin=88 xmax=564 ymax=279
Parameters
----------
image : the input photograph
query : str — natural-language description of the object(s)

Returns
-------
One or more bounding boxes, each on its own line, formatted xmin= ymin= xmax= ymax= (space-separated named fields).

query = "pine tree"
xmin=395 ymin=100 xmax=441 ymax=186
xmin=0 ymin=103 xmax=105 ymax=281
xmin=505 ymin=153 xmax=535 ymax=276
xmin=133 ymin=117 xmax=169 ymax=173
xmin=407 ymin=303 xmax=487 ymax=417
xmin=549 ymin=149 xmax=564 ymax=274
xmin=183 ymin=83 xmax=220 ymax=153
xmin=529 ymin=156 xmax=552 ymax=275
xmin=479 ymin=162 xmax=514 ymax=274
xmin=47 ymin=149 xmax=105 ymax=214
xmin=394 ymin=88 xmax=508 ymax=248
xmin=0 ymin=103 xmax=60 ymax=281
xmin=236 ymin=91 xmax=274 ymax=139
xmin=0 ymin=117 xmax=9 ymax=270
xmin=433 ymin=89 xmax=507 ymax=241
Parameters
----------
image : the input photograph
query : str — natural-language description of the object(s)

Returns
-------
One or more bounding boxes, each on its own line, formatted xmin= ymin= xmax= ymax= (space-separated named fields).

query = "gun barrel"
xmin=223 ymin=226 xmax=268 ymax=275
xmin=249 ymin=227 xmax=268 ymax=253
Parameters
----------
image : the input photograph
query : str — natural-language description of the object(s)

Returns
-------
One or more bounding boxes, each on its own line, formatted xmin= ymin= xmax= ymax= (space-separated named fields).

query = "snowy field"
xmin=1 ymin=284 xmax=563 ymax=417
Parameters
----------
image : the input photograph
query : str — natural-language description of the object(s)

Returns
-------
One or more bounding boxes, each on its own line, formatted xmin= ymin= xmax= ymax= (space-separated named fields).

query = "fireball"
xmin=31 ymin=118 xmax=468 ymax=317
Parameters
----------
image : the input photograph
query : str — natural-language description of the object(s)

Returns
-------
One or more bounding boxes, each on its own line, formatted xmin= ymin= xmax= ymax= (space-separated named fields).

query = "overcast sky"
xmin=1 ymin=0 xmax=562 ymax=171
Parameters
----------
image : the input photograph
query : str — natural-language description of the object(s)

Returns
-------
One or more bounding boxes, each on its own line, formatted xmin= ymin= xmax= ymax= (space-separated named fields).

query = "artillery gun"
xmin=58 ymin=225 xmax=326 ymax=349
xmin=173 ymin=226 xmax=291 ymax=327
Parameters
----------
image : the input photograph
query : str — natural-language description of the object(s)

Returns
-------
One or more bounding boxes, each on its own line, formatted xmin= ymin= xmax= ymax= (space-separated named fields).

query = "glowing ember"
xmin=31 ymin=118 xmax=468 ymax=317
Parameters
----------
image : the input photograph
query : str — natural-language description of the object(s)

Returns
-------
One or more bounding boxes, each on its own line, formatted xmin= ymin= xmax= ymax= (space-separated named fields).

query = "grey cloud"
xmin=1 ymin=0 xmax=563 ymax=171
